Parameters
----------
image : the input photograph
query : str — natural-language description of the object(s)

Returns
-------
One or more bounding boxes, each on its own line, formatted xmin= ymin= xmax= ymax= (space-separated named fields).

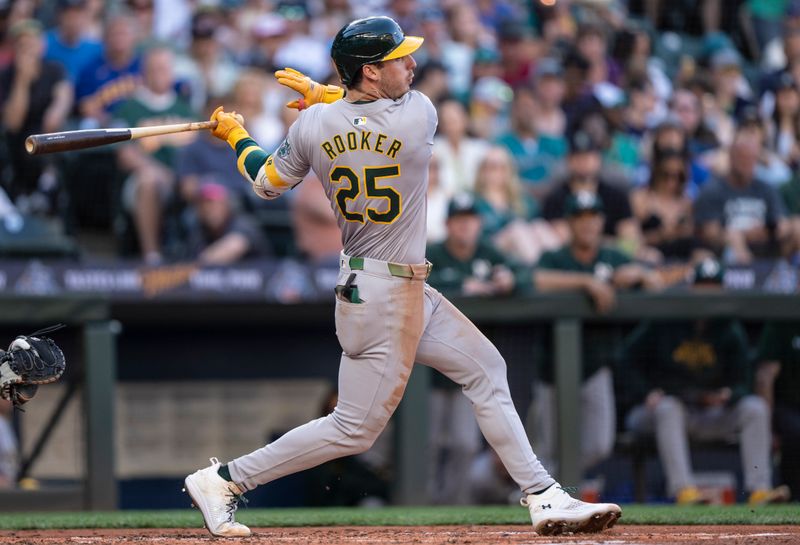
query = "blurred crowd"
xmin=1 ymin=0 xmax=799 ymax=505
xmin=0 ymin=0 xmax=799 ymax=269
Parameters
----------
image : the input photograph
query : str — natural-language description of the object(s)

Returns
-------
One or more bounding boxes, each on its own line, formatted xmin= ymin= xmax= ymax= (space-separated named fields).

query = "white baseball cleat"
xmin=184 ymin=457 xmax=251 ymax=537
xmin=521 ymin=484 xmax=621 ymax=535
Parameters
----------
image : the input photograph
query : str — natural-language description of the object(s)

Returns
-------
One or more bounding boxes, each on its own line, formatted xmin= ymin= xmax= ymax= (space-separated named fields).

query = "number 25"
xmin=332 ymin=165 xmax=402 ymax=224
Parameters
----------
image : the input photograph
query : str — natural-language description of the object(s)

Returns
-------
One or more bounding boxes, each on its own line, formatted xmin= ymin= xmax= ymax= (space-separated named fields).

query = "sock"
xmin=217 ymin=464 xmax=233 ymax=482
xmin=530 ymin=484 xmax=554 ymax=495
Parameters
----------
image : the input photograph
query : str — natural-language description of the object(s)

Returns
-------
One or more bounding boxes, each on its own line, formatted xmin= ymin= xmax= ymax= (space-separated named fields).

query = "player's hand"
xmin=585 ymin=278 xmax=616 ymax=314
xmin=275 ymin=68 xmax=344 ymax=110
xmin=209 ymin=106 xmax=247 ymax=142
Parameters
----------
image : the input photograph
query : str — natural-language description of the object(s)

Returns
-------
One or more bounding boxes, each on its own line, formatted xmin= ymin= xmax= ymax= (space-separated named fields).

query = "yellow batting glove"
xmin=275 ymin=67 xmax=344 ymax=110
xmin=210 ymin=106 xmax=249 ymax=146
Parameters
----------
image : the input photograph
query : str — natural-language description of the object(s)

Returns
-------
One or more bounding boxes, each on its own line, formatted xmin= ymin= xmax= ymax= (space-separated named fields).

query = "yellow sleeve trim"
xmin=236 ymin=146 xmax=260 ymax=181
xmin=264 ymin=156 xmax=292 ymax=189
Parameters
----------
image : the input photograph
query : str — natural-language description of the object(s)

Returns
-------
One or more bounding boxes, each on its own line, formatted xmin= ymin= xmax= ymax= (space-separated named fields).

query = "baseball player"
xmin=184 ymin=16 xmax=621 ymax=537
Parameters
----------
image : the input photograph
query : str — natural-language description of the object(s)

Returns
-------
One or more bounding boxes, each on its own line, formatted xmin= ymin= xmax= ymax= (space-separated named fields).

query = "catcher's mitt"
xmin=0 ymin=325 xmax=66 ymax=408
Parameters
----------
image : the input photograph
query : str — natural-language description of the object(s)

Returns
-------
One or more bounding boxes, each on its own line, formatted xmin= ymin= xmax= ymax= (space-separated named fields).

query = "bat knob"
xmin=25 ymin=136 xmax=36 ymax=155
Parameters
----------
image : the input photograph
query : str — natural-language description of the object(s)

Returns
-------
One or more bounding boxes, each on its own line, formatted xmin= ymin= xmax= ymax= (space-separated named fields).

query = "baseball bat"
xmin=25 ymin=120 xmax=218 ymax=155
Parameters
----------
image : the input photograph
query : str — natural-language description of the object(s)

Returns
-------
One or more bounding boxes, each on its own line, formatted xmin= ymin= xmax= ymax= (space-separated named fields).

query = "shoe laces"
xmin=224 ymin=488 xmax=248 ymax=522
xmin=207 ymin=456 xmax=248 ymax=522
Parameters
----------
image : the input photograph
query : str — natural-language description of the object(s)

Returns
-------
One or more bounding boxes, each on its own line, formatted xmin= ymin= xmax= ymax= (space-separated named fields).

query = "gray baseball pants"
xmin=229 ymin=255 xmax=554 ymax=496
xmin=626 ymin=394 xmax=772 ymax=495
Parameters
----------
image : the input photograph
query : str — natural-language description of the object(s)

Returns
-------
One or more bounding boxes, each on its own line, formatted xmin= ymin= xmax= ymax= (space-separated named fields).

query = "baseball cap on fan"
xmin=447 ymin=193 xmax=479 ymax=218
xmin=565 ymin=191 xmax=604 ymax=216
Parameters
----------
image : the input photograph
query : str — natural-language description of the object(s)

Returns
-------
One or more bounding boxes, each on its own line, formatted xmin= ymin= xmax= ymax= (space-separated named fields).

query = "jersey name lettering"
xmin=321 ymin=131 xmax=403 ymax=160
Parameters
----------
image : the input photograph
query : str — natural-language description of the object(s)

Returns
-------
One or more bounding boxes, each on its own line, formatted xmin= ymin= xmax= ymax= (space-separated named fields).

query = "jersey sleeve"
xmin=418 ymin=91 xmax=439 ymax=145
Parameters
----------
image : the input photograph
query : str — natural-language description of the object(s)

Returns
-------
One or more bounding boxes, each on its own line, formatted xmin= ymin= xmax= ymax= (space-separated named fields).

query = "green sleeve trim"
xmin=235 ymin=137 xmax=258 ymax=155
xmin=244 ymin=150 xmax=270 ymax=179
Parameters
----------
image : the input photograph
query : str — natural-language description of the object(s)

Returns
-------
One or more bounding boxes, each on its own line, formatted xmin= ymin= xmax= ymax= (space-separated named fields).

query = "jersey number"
xmin=332 ymin=165 xmax=402 ymax=224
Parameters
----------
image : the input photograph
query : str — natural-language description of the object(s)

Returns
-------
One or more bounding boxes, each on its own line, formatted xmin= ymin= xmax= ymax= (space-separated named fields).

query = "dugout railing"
xmin=1 ymin=292 xmax=798 ymax=509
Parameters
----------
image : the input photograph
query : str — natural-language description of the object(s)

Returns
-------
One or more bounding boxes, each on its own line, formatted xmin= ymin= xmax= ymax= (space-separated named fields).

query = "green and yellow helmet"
xmin=330 ymin=16 xmax=423 ymax=86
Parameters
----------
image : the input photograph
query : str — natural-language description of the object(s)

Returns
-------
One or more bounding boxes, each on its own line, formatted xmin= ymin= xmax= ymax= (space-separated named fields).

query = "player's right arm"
xmin=209 ymin=106 xmax=302 ymax=200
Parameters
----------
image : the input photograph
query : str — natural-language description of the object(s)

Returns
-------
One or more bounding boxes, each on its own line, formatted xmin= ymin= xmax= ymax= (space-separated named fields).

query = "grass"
xmin=0 ymin=505 xmax=797 ymax=530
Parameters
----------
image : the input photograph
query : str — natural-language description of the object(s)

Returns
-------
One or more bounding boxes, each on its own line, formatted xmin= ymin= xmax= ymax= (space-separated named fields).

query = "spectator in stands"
xmin=729 ymin=107 xmax=792 ymax=188
xmin=0 ymin=19 xmax=72 ymax=210
xmin=272 ymin=0 xmax=331 ymax=83
xmin=644 ymin=117 xmax=710 ymax=196
xmin=176 ymin=101 xmax=247 ymax=207
xmin=532 ymin=192 xmax=661 ymax=484
xmin=694 ymin=126 xmax=792 ymax=264
xmin=426 ymin=153 xmax=448 ymax=244
xmin=0 ymin=398 xmax=18 ymax=489
xmin=43 ymin=0 xmax=102 ymax=83
xmin=603 ymin=76 xmax=657 ymax=184
xmin=440 ymin=3 xmax=484 ymax=99
xmin=126 ymin=0 xmax=156 ymax=42
xmin=576 ymin=22 xmax=620 ymax=87
xmin=670 ymin=88 xmax=720 ymax=157
xmin=115 ymin=45 xmax=196 ymax=264
xmin=541 ymin=131 xmax=650 ymax=258
xmin=426 ymin=193 xmax=522 ymax=298
xmin=496 ymin=20 xmax=537 ymax=88
xmin=433 ymin=98 xmax=488 ymax=196
xmin=174 ymin=9 xmax=241 ymax=113
xmin=474 ymin=146 xmax=539 ymax=237
xmin=709 ymin=48 xmax=752 ymax=134
xmin=610 ymin=24 xmax=671 ymax=107
xmin=644 ymin=0 xmax=721 ymax=35
xmin=474 ymin=146 xmax=559 ymax=265
xmin=756 ymin=321 xmax=800 ymax=500
xmin=468 ymin=76 xmax=512 ymax=141
xmin=766 ymin=72 xmax=800 ymax=170
xmin=496 ymin=85 xmax=564 ymax=194
xmin=186 ymin=182 xmax=269 ymax=265
xmin=414 ymin=8 xmax=472 ymax=101
xmin=631 ymin=148 xmax=697 ymax=261
xmin=245 ymin=13 xmax=288 ymax=72
xmin=779 ymin=173 xmax=800 ymax=263
xmin=75 ymin=12 xmax=142 ymax=129
xmin=231 ymin=70 xmax=282 ymax=153
xmin=621 ymin=258 xmax=790 ymax=505
xmin=412 ymin=60 xmax=449 ymax=108
xmin=471 ymin=45 xmax=503 ymax=82
xmin=531 ymin=58 xmax=567 ymax=154
xmin=291 ymin=174 xmax=342 ymax=266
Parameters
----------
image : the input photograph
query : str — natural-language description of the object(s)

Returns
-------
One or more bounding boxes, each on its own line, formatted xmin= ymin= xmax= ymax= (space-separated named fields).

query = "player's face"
xmin=377 ymin=55 xmax=417 ymax=99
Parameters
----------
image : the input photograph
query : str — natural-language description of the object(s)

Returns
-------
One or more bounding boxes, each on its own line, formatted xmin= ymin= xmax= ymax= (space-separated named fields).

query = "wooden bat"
xmin=25 ymin=120 xmax=219 ymax=155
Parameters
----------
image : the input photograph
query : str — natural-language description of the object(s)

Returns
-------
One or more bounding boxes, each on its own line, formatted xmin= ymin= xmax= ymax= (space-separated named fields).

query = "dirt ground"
xmin=0 ymin=525 xmax=798 ymax=545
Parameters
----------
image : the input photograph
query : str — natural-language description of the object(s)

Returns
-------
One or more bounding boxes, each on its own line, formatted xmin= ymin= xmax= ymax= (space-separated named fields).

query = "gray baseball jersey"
xmin=273 ymin=91 xmax=437 ymax=264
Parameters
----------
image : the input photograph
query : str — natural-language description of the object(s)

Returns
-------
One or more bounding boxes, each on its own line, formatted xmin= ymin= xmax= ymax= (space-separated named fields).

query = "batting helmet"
xmin=330 ymin=16 xmax=423 ymax=86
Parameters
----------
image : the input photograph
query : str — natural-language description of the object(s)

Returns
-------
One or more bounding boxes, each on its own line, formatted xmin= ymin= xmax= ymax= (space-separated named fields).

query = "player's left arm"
xmin=209 ymin=106 xmax=304 ymax=200
xmin=275 ymin=68 xmax=344 ymax=110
